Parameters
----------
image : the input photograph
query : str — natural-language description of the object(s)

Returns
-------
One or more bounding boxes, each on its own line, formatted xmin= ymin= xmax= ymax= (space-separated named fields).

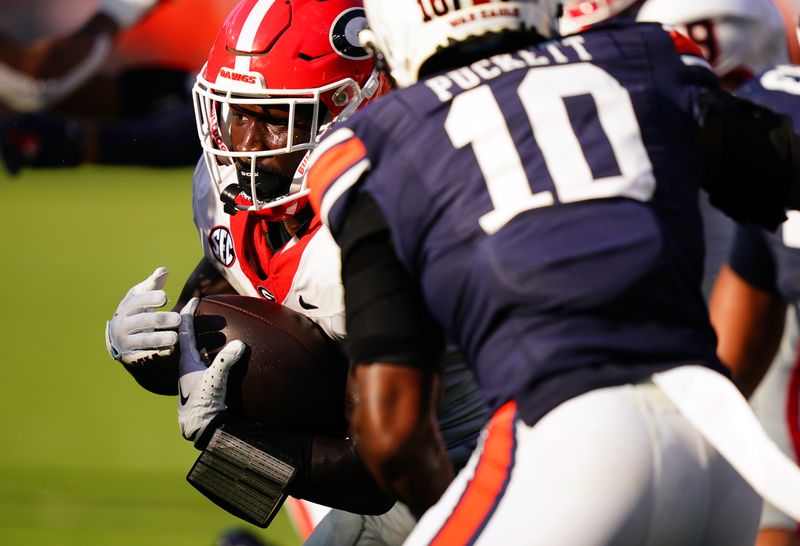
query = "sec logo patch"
xmin=209 ymin=226 xmax=235 ymax=267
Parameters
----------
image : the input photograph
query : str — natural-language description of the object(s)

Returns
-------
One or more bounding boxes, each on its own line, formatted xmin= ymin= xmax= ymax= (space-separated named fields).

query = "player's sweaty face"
xmin=229 ymin=103 xmax=314 ymax=200
xmin=230 ymin=103 xmax=313 ymax=173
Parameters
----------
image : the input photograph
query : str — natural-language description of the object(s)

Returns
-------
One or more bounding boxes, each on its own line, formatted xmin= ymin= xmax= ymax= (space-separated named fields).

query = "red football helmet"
xmin=192 ymin=0 xmax=386 ymax=218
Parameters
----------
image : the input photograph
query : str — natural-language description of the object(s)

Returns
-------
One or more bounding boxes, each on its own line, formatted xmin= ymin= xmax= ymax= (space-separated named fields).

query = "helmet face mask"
xmin=193 ymin=0 xmax=383 ymax=218
xmin=194 ymin=79 xmax=351 ymax=215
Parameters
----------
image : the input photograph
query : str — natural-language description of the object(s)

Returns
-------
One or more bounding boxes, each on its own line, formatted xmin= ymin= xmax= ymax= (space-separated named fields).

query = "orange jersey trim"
xmin=307 ymin=136 xmax=368 ymax=216
xmin=430 ymin=401 xmax=517 ymax=546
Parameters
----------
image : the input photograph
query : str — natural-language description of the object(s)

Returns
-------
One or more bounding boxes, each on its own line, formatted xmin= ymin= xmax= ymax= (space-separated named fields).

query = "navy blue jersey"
xmin=731 ymin=65 xmax=800 ymax=305
xmin=309 ymin=22 xmax=732 ymax=423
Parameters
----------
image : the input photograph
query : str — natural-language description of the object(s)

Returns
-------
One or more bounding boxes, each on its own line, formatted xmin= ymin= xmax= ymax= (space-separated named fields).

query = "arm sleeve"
xmin=336 ymin=192 xmax=445 ymax=369
xmin=728 ymin=224 xmax=779 ymax=294
xmin=698 ymin=88 xmax=796 ymax=231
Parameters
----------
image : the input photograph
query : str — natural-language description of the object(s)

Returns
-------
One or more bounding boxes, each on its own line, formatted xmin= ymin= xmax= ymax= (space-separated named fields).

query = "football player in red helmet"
xmin=192 ymin=0 xmax=385 ymax=221
xmin=105 ymin=0 xmax=487 ymax=543
xmin=305 ymin=0 xmax=800 ymax=543
xmin=108 ymin=0 xmax=388 ymax=534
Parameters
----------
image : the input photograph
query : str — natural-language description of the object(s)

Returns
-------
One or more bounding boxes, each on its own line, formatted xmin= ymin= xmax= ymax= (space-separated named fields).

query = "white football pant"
xmin=405 ymin=379 xmax=762 ymax=546
xmin=751 ymin=308 xmax=800 ymax=532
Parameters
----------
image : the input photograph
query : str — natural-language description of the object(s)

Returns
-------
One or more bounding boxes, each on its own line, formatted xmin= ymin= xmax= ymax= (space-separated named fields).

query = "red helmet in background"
xmin=192 ymin=0 xmax=386 ymax=218
xmin=560 ymin=0 xmax=643 ymax=34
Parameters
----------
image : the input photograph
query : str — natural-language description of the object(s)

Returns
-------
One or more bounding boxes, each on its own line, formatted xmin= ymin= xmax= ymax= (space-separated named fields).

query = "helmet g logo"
xmin=331 ymin=8 xmax=370 ymax=60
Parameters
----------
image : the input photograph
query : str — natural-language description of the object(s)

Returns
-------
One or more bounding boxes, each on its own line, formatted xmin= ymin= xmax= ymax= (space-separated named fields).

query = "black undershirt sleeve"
xmin=336 ymin=192 xmax=445 ymax=370
xmin=699 ymin=88 xmax=796 ymax=231
xmin=728 ymin=223 xmax=779 ymax=295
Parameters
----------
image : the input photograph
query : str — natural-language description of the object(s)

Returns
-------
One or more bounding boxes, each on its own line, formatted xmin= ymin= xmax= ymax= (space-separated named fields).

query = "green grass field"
xmin=0 ymin=165 xmax=301 ymax=546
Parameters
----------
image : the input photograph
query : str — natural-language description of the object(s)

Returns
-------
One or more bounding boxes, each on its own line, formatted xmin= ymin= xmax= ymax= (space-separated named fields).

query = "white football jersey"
xmin=192 ymin=159 xmax=346 ymax=341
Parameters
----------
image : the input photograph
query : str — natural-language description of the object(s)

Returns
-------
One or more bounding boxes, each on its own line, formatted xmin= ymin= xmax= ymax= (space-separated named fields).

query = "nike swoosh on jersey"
xmin=298 ymin=295 xmax=319 ymax=310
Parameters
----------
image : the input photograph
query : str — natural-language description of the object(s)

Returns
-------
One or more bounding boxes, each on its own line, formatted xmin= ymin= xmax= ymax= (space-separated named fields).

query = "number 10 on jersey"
xmin=445 ymin=64 xmax=656 ymax=234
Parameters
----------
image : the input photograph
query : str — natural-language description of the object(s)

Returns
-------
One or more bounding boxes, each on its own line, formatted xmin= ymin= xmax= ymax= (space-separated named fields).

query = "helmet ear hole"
xmin=332 ymin=85 xmax=355 ymax=107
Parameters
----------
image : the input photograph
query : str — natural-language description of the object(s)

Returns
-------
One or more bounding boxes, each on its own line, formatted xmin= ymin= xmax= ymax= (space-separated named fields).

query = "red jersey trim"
xmin=668 ymin=28 xmax=704 ymax=59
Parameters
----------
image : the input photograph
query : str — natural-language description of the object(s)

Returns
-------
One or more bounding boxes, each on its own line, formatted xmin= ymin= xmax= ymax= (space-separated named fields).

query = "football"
xmin=194 ymin=294 xmax=350 ymax=438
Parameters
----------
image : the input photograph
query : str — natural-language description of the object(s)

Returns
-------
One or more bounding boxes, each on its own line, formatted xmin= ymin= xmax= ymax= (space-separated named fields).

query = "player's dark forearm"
xmin=710 ymin=265 xmax=788 ymax=398
xmin=349 ymin=364 xmax=452 ymax=516
xmin=193 ymin=419 xmax=394 ymax=515
xmin=378 ymin=417 xmax=453 ymax=518
xmin=296 ymin=436 xmax=394 ymax=514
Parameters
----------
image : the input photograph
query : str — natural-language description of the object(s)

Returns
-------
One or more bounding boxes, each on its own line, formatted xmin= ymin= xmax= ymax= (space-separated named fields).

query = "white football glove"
xmin=99 ymin=0 xmax=160 ymax=29
xmin=105 ymin=267 xmax=181 ymax=365
xmin=178 ymin=298 xmax=246 ymax=444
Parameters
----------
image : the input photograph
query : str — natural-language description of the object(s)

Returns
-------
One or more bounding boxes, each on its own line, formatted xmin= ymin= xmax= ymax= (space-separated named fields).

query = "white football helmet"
xmin=637 ymin=0 xmax=788 ymax=81
xmin=360 ymin=0 xmax=563 ymax=88
xmin=192 ymin=0 xmax=385 ymax=218
xmin=562 ymin=0 xmax=788 ymax=81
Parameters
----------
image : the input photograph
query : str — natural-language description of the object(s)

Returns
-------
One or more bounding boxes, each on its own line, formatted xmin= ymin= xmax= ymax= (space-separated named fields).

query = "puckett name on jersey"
xmin=425 ymin=35 xmax=593 ymax=102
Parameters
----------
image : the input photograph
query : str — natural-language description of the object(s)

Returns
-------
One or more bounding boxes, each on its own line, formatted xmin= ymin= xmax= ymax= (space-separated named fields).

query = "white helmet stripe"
xmin=235 ymin=0 xmax=278 ymax=73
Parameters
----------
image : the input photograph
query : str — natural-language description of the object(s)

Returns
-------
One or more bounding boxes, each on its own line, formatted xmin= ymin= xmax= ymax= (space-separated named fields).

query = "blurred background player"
xmin=0 ymin=0 xmax=239 ymax=172
xmin=104 ymin=0 xmax=487 ymax=544
xmin=307 ymin=0 xmax=800 ymax=543
xmin=560 ymin=0 xmax=790 ymax=297
xmin=562 ymin=2 xmax=800 ymax=545
xmin=709 ymin=54 xmax=800 ymax=546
